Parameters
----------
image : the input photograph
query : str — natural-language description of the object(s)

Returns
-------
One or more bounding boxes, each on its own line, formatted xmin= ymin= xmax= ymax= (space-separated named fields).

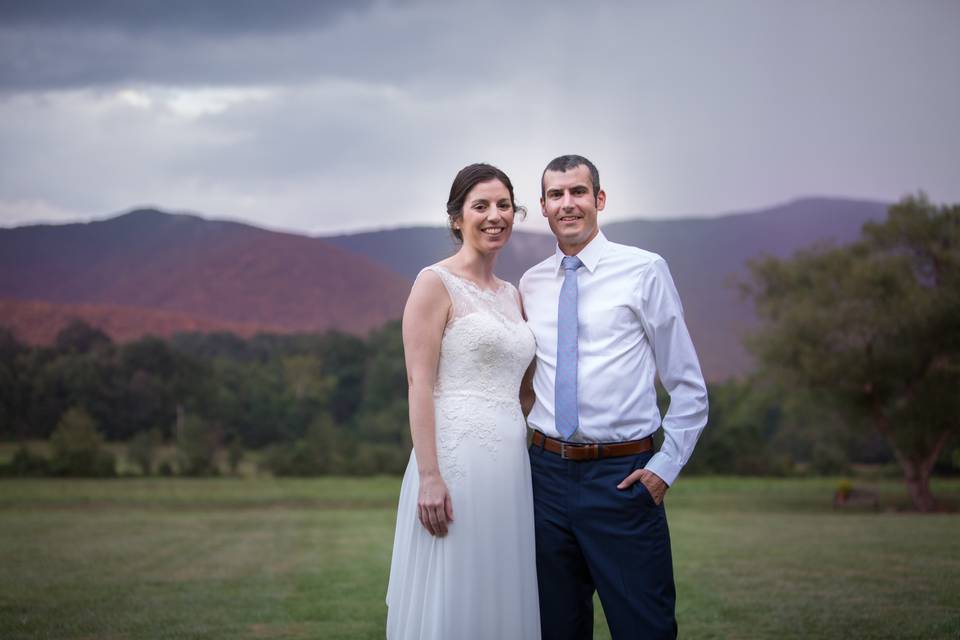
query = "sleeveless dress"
xmin=386 ymin=265 xmax=541 ymax=639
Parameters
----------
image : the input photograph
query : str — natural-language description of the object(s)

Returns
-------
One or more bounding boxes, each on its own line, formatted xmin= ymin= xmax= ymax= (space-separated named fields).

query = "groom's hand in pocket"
xmin=617 ymin=468 xmax=668 ymax=505
xmin=417 ymin=472 xmax=455 ymax=536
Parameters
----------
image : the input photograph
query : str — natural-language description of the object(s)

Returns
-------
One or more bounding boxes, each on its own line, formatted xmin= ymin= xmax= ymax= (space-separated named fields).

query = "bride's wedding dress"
xmin=386 ymin=264 xmax=541 ymax=639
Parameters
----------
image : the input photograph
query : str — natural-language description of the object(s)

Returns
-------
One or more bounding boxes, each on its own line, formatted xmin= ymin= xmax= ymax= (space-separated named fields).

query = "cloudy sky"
xmin=1 ymin=0 xmax=958 ymax=235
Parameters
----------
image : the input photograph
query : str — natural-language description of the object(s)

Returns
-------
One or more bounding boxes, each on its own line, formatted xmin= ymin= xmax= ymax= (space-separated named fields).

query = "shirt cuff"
xmin=644 ymin=452 xmax=682 ymax=487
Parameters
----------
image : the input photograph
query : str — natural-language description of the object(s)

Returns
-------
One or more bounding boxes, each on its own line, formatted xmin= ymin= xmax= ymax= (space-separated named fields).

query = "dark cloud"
xmin=1 ymin=27 xmax=298 ymax=90
xmin=0 ymin=1 xmax=958 ymax=234
xmin=0 ymin=0 xmax=494 ymax=91
xmin=0 ymin=0 xmax=382 ymax=90
xmin=0 ymin=0 xmax=372 ymax=34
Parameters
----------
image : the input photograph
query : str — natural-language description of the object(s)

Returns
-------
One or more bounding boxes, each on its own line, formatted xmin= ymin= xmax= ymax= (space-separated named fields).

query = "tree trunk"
xmin=892 ymin=430 xmax=952 ymax=512
xmin=872 ymin=403 xmax=953 ymax=512
xmin=900 ymin=457 xmax=936 ymax=512
xmin=175 ymin=404 xmax=185 ymax=441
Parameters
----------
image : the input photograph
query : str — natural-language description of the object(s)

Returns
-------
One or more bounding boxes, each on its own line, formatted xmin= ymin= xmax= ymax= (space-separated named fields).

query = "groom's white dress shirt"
xmin=519 ymin=231 xmax=709 ymax=486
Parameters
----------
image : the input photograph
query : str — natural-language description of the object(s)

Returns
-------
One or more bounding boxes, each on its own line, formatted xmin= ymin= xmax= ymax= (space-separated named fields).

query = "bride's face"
xmin=458 ymin=179 xmax=515 ymax=253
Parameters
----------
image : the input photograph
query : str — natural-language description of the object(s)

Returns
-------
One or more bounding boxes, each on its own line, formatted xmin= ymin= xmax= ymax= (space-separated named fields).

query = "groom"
xmin=520 ymin=155 xmax=709 ymax=640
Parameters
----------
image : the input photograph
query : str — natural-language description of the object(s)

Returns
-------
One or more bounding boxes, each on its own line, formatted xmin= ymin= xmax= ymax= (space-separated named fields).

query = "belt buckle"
xmin=560 ymin=442 xmax=599 ymax=460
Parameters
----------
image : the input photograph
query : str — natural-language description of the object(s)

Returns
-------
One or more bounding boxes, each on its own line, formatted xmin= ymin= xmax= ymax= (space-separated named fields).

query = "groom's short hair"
xmin=541 ymin=155 xmax=601 ymax=200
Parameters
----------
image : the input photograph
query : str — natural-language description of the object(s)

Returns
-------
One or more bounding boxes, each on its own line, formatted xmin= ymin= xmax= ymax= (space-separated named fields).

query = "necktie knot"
xmin=561 ymin=256 xmax=583 ymax=272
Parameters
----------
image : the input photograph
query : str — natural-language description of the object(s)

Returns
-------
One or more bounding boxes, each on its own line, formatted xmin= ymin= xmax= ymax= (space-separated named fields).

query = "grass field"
xmin=1 ymin=476 xmax=958 ymax=640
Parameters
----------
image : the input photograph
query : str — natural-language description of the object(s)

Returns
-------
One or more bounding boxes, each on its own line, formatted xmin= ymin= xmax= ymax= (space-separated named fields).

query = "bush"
xmin=49 ymin=407 xmax=116 ymax=477
xmin=127 ymin=428 xmax=163 ymax=476
xmin=810 ymin=442 xmax=850 ymax=475
xmin=176 ymin=415 xmax=220 ymax=476
xmin=351 ymin=442 xmax=408 ymax=476
xmin=261 ymin=415 xmax=346 ymax=476
xmin=1 ymin=445 xmax=50 ymax=477
xmin=226 ymin=437 xmax=244 ymax=475
xmin=261 ymin=441 xmax=317 ymax=477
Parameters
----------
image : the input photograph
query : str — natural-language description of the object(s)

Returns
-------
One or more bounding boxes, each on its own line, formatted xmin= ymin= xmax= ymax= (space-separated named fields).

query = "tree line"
xmin=0 ymin=320 xmax=410 ymax=476
xmin=0 ymin=317 xmax=900 ymax=479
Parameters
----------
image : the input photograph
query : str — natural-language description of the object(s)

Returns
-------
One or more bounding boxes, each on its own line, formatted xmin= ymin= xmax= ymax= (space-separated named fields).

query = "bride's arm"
xmin=517 ymin=289 xmax=537 ymax=416
xmin=402 ymin=270 xmax=454 ymax=537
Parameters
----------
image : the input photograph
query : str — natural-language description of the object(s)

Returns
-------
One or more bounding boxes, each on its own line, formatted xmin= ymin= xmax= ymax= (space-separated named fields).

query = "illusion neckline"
xmin=432 ymin=264 xmax=509 ymax=296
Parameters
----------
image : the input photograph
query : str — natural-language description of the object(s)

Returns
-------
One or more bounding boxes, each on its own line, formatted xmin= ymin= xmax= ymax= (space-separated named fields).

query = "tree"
xmin=49 ymin=406 xmax=116 ymax=477
xmin=176 ymin=413 xmax=221 ymax=476
xmin=361 ymin=321 xmax=407 ymax=413
xmin=55 ymin=320 xmax=111 ymax=354
xmin=116 ymin=336 xmax=211 ymax=441
xmin=226 ymin=435 xmax=244 ymax=475
xmin=315 ymin=332 xmax=367 ymax=424
xmin=0 ymin=327 xmax=27 ymax=437
xmin=4 ymin=444 xmax=49 ymax=477
xmin=743 ymin=194 xmax=959 ymax=511
xmin=210 ymin=359 xmax=290 ymax=447
xmin=261 ymin=414 xmax=345 ymax=476
xmin=684 ymin=378 xmax=790 ymax=476
xmin=127 ymin=428 xmax=163 ymax=475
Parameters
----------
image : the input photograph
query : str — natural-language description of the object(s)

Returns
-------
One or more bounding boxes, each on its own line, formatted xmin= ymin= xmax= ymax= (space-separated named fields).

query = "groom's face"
xmin=541 ymin=164 xmax=606 ymax=255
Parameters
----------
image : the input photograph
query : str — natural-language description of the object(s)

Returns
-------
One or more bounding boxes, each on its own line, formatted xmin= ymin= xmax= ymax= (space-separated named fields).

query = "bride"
xmin=385 ymin=164 xmax=541 ymax=639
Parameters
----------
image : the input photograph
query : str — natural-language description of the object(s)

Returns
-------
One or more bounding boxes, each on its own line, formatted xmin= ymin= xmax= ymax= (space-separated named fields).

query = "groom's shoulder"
xmin=519 ymin=254 xmax=555 ymax=291
xmin=605 ymin=239 xmax=664 ymax=268
xmin=525 ymin=253 xmax=555 ymax=274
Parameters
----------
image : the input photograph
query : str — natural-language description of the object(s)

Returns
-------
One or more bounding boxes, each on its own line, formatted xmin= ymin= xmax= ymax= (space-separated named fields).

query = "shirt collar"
xmin=553 ymin=230 xmax=608 ymax=274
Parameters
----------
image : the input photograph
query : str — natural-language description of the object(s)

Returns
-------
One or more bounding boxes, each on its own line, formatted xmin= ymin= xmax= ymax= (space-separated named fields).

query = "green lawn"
xmin=1 ymin=477 xmax=958 ymax=639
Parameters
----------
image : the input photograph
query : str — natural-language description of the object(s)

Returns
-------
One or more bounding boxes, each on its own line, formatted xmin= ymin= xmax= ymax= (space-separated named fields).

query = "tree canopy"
xmin=744 ymin=194 xmax=959 ymax=510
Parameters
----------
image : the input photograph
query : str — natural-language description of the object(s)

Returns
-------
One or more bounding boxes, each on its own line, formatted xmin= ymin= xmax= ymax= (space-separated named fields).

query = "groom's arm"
xmin=636 ymin=257 xmax=709 ymax=488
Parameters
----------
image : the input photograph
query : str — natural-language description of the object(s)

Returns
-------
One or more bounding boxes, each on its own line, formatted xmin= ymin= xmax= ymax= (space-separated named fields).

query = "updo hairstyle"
xmin=445 ymin=163 xmax=526 ymax=243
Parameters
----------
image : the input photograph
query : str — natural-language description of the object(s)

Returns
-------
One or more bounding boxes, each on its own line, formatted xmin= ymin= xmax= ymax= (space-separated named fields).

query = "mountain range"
xmin=0 ymin=197 xmax=889 ymax=379
xmin=0 ymin=209 xmax=411 ymax=338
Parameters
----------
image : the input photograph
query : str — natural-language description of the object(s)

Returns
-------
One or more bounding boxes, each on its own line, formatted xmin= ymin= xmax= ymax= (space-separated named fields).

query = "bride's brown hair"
xmin=446 ymin=163 xmax=526 ymax=243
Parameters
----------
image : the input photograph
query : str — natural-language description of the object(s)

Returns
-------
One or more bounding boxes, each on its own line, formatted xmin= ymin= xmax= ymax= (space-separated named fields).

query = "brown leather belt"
xmin=531 ymin=430 xmax=653 ymax=461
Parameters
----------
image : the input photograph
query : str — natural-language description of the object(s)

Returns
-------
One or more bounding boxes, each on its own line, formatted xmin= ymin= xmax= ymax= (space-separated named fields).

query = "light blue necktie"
xmin=555 ymin=255 xmax=583 ymax=439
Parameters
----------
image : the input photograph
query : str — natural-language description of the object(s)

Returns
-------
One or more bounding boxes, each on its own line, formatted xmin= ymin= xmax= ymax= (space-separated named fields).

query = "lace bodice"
xmin=423 ymin=265 xmax=535 ymax=403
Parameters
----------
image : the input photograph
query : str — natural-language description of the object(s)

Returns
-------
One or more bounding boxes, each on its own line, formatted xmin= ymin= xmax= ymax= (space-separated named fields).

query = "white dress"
xmin=386 ymin=265 xmax=541 ymax=640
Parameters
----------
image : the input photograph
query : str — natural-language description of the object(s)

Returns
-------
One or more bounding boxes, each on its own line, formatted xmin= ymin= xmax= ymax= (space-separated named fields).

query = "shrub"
xmin=176 ymin=415 xmax=220 ymax=476
xmin=226 ymin=437 xmax=244 ymax=475
xmin=351 ymin=442 xmax=408 ymax=476
xmin=261 ymin=415 xmax=345 ymax=476
xmin=811 ymin=442 xmax=850 ymax=475
xmin=2 ymin=445 xmax=50 ymax=477
xmin=127 ymin=428 xmax=162 ymax=476
xmin=49 ymin=407 xmax=116 ymax=477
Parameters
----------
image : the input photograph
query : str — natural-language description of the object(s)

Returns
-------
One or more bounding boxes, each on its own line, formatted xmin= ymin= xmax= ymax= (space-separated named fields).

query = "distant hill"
xmin=0 ymin=298 xmax=282 ymax=344
xmin=0 ymin=198 xmax=889 ymax=380
xmin=601 ymin=198 xmax=889 ymax=378
xmin=328 ymin=197 xmax=890 ymax=379
xmin=325 ymin=225 xmax=555 ymax=283
xmin=0 ymin=209 xmax=411 ymax=340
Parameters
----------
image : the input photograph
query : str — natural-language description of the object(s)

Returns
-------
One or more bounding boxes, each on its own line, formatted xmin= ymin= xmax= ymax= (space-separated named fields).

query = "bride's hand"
xmin=417 ymin=471 xmax=454 ymax=536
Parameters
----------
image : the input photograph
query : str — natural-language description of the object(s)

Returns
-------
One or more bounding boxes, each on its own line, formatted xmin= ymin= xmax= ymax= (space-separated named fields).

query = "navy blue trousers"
xmin=529 ymin=441 xmax=677 ymax=640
